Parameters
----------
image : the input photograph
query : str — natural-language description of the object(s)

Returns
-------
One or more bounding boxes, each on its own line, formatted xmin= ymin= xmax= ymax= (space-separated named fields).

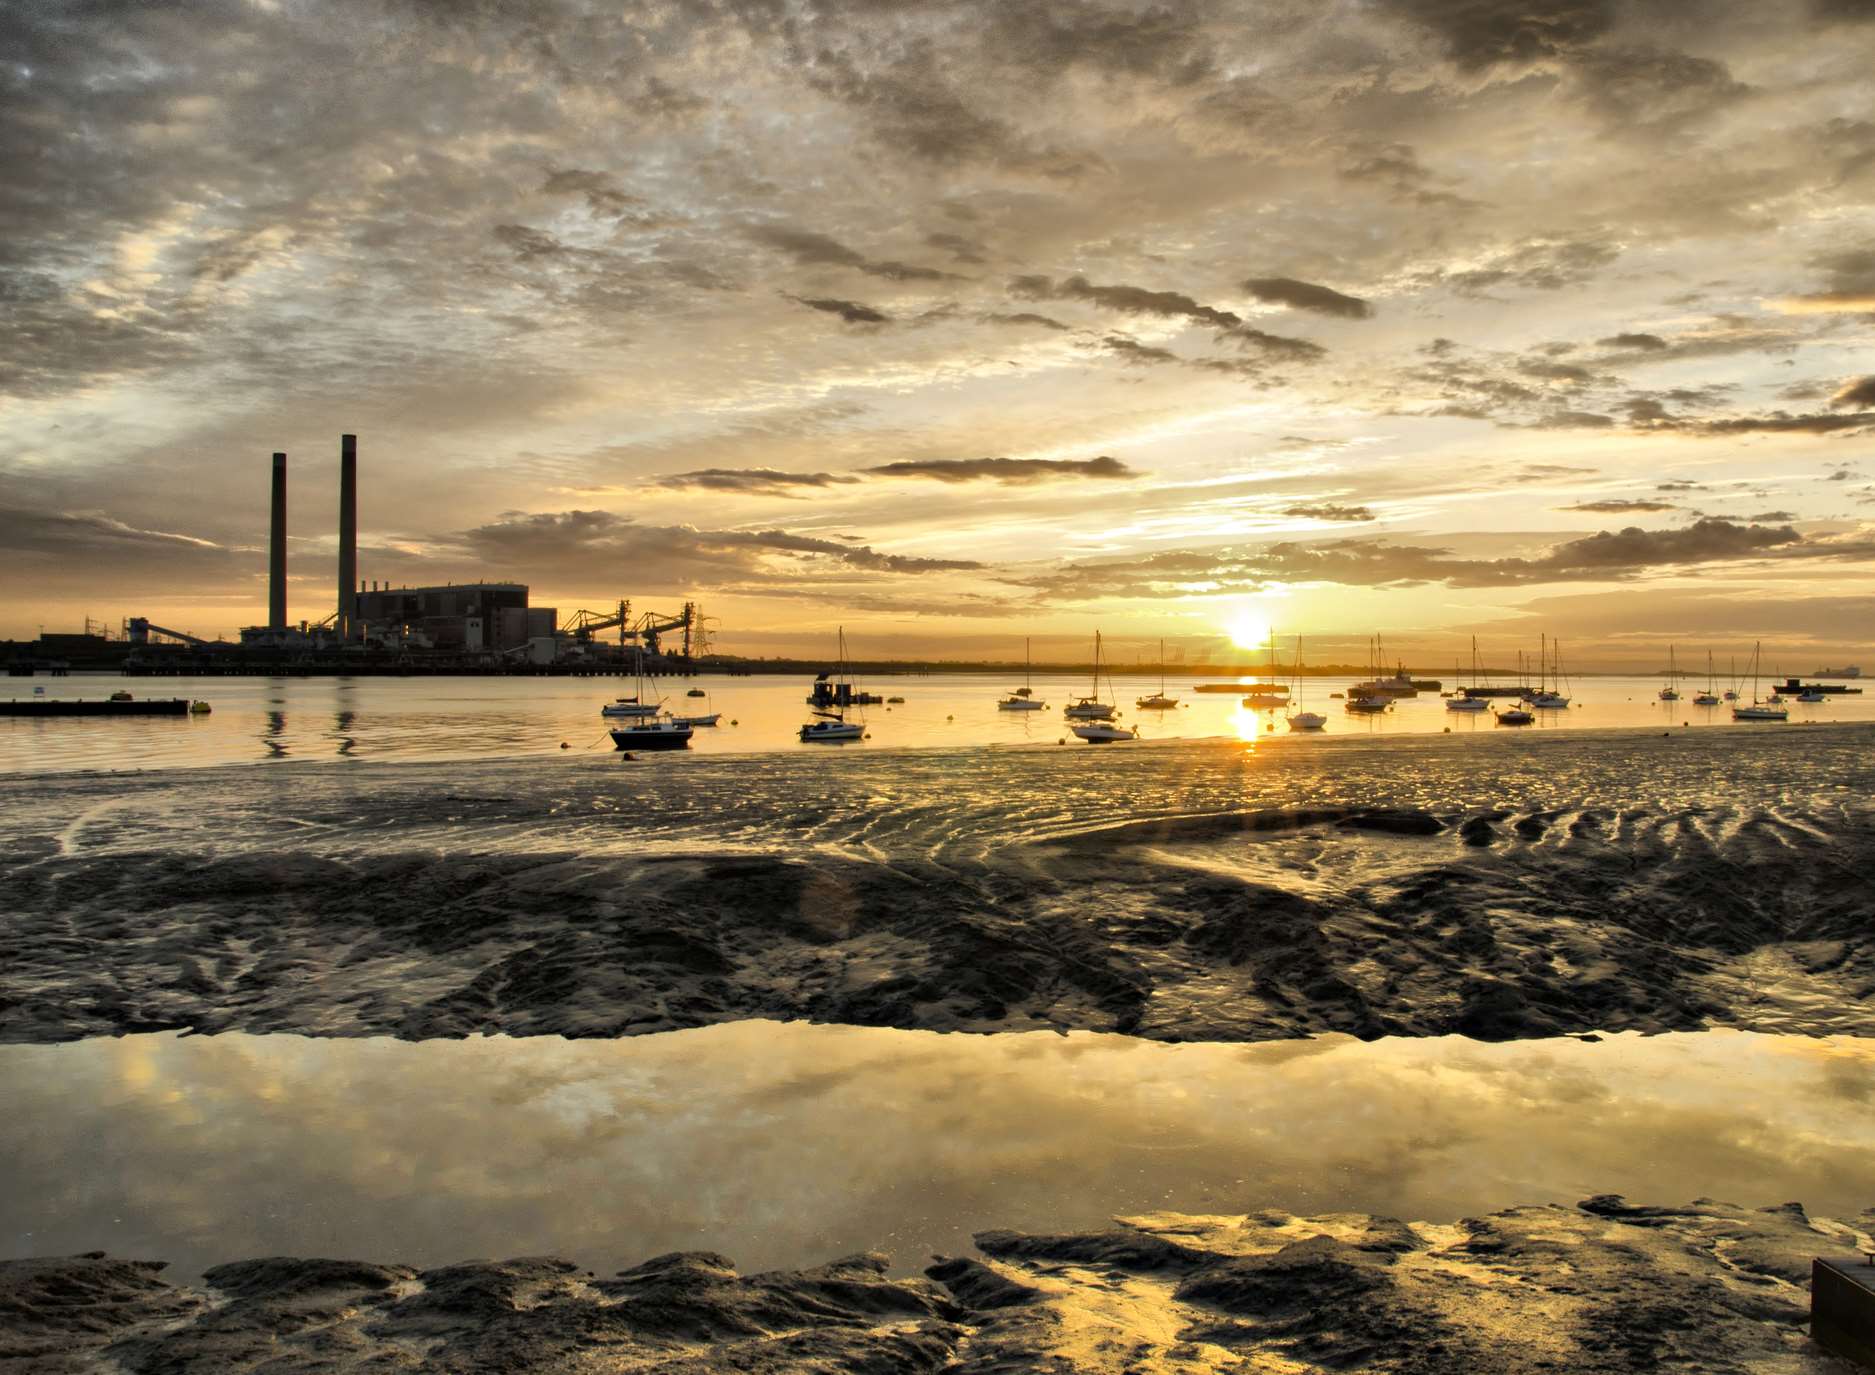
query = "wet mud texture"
xmin=4 ymin=796 xmax=1874 ymax=1043
xmin=7 ymin=1197 xmax=1872 ymax=1373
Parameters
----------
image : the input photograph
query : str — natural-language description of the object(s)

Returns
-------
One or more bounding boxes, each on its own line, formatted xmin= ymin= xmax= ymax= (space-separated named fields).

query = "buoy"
xmin=1443 ymin=727 xmax=1450 ymax=733
xmin=560 ymin=742 xmax=569 ymax=749
xmin=731 ymin=719 xmax=738 ymax=726
xmin=946 ymin=714 xmax=953 ymax=721
xmin=1058 ymin=737 xmax=1066 ymax=744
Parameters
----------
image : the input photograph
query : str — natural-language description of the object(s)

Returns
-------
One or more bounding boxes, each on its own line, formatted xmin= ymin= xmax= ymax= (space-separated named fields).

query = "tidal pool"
xmin=4 ymin=1024 xmax=1871 ymax=1280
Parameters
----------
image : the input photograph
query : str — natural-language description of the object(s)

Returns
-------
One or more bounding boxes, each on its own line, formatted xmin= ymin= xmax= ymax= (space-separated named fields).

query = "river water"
xmin=2 ymin=670 xmax=1866 ymax=773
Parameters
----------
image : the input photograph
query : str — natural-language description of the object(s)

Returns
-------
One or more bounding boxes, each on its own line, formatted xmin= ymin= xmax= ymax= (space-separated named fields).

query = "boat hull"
xmin=609 ymin=726 xmax=692 ymax=750
xmin=800 ymin=722 xmax=864 ymax=742
xmin=998 ymin=699 xmax=1045 ymax=711
xmin=1071 ymin=724 xmax=1137 ymax=742
xmin=1287 ymin=713 xmax=1327 ymax=731
xmin=1063 ymin=704 xmax=1115 ymax=720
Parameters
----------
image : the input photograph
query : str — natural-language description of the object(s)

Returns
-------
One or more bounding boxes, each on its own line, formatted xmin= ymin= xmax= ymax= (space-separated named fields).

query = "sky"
xmin=4 ymin=0 xmax=1875 ymax=667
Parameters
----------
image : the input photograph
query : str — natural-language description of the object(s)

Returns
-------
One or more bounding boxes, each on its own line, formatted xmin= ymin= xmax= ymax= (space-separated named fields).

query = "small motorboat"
xmin=670 ymin=712 xmax=720 ymax=727
xmin=1072 ymin=721 xmax=1138 ymax=743
xmin=1496 ymin=706 xmax=1535 ymax=725
xmin=1527 ymin=691 xmax=1570 ymax=709
xmin=1798 ymin=689 xmax=1825 ymax=703
xmin=609 ymin=719 xmax=693 ymax=750
xmin=1344 ymin=693 xmax=1388 ymax=714
xmin=1445 ymin=695 xmax=1488 ymax=712
xmin=887 ymin=696 xmax=905 ymax=703
xmin=686 ymin=688 xmax=707 ymax=698
xmin=1241 ymin=689 xmax=1288 ymax=708
xmin=109 ymin=690 xmax=133 ymax=702
xmin=188 ymin=700 xmax=211 ymax=715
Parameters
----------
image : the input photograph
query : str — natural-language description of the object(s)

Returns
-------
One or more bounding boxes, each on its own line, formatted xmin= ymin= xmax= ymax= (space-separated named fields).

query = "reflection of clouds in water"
xmin=6 ymin=1026 xmax=1873 ymax=1282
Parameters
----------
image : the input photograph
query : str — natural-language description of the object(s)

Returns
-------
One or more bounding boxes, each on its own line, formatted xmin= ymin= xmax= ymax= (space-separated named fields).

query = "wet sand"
xmin=2 ymin=728 xmax=1872 ymax=1044
xmin=9 ymin=1197 xmax=1873 ymax=1374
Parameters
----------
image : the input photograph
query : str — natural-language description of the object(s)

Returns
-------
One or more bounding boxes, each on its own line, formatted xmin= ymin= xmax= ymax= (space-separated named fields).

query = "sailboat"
xmin=800 ymin=628 xmax=867 ymax=741
xmin=1242 ymin=631 xmax=1290 ymax=708
xmin=1345 ymin=636 xmax=1389 ymax=713
xmin=1286 ymin=636 xmax=1326 ymax=731
xmin=1064 ymin=631 xmax=1119 ymax=720
xmin=999 ymin=638 xmax=1047 ymax=710
xmin=1693 ymin=651 xmax=1720 ymax=707
xmin=1136 ymin=639 xmax=1178 ymax=709
xmin=1526 ymin=635 xmax=1570 ymax=709
xmin=1732 ymin=642 xmax=1787 ymax=720
xmin=1069 ymin=631 xmax=1136 ymax=739
xmin=609 ymin=644 xmax=693 ymax=750
xmin=1446 ymin=637 xmax=1489 ymax=711
xmin=1658 ymin=645 xmax=1681 ymax=701
xmin=1723 ymin=654 xmax=1739 ymax=701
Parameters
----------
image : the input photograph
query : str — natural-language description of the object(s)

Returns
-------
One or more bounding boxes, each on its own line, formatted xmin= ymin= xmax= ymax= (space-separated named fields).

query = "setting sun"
xmin=1226 ymin=607 xmax=1271 ymax=652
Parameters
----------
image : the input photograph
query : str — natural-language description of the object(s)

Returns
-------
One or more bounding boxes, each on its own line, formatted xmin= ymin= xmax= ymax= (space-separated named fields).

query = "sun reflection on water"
xmin=1230 ymin=706 xmax=1265 ymax=745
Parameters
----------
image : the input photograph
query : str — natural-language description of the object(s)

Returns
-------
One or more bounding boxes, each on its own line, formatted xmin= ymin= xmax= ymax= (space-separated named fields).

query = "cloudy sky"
xmin=5 ymin=0 xmax=1875 ymax=665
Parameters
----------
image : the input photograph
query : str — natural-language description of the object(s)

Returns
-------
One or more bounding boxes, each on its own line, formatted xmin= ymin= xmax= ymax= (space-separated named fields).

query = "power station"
xmin=108 ymin=434 xmax=707 ymax=674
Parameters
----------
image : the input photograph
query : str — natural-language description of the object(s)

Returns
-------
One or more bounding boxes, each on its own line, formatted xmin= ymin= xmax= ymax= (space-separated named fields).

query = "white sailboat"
xmin=1069 ymin=631 xmax=1137 ymax=740
xmin=1446 ymin=637 xmax=1489 ymax=711
xmin=1658 ymin=645 xmax=1680 ymax=701
xmin=609 ymin=643 xmax=693 ymax=750
xmin=1732 ymin=642 xmax=1787 ymax=721
xmin=1286 ymin=636 xmax=1326 ymax=731
xmin=1136 ymin=638 xmax=1178 ymax=709
xmin=999 ymin=638 xmax=1047 ymax=710
xmin=800 ymin=628 xmax=867 ymax=741
xmin=1527 ymin=635 xmax=1570 ymax=709
xmin=1064 ymin=631 xmax=1119 ymax=720
xmin=1693 ymin=651 xmax=1719 ymax=707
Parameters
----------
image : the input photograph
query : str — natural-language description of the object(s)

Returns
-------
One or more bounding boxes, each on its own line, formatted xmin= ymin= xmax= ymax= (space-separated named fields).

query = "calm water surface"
xmin=3 ymin=1025 xmax=1870 ymax=1280
xmin=3 ymin=670 xmax=1866 ymax=773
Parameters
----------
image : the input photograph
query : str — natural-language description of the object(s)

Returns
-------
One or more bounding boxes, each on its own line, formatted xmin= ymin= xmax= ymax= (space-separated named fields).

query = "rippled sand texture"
xmin=2 ymin=727 xmax=1872 ymax=1043
xmin=8 ymin=1197 xmax=1872 ymax=1374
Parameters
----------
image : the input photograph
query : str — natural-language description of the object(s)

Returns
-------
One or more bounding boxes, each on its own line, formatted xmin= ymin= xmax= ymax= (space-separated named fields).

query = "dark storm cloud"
xmin=1561 ymin=499 xmax=1680 ymax=513
xmin=1832 ymin=376 xmax=1875 ymax=408
xmin=1531 ymin=410 xmax=1616 ymax=429
xmin=653 ymin=468 xmax=863 ymax=496
xmin=1745 ymin=510 xmax=1797 ymax=522
xmin=981 ymin=312 xmax=1069 ymax=331
xmin=1100 ymin=335 xmax=1181 ymax=366
xmin=1778 ymin=248 xmax=1875 ymax=310
xmin=787 ymin=295 xmax=890 ymax=325
xmin=864 ymin=456 xmax=1137 ymax=484
xmin=1011 ymin=274 xmax=1324 ymax=358
xmin=982 ymin=4 xmax=1214 ymax=84
xmin=1568 ymin=46 xmax=1748 ymax=129
xmin=1434 ymin=236 xmax=1622 ymax=295
xmin=1012 ymin=275 xmax=1240 ymax=329
xmin=1241 ymin=278 xmax=1374 ymax=319
xmin=539 ymin=167 xmax=638 ymax=218
xmin=0 ymin=506 xmax=237 ymax=569
xmin=456 ymin=510 xmax=978 ymax=577
xmin=1282 ymin=503 xmax=1376 ymax=522
xmin=748 ymin=225 xmax=958 ymax=282
xmin=1336 ymin=142 xmax=1480 ymax=208
xmin=1012 ymin=518 xmax=1819 ymax=600
xmin=926 ymin=232 xmax=987 ymax=264
xmin=1641 ymin=410 xmax=1875 ymax=436
xmin=800 ymin=47 xmax=1098 ymax=179
xmin=1374 ymin=0 xmax=1615 ymax=70
xmin=1600 ymin=332 xmax=1668 ymax=351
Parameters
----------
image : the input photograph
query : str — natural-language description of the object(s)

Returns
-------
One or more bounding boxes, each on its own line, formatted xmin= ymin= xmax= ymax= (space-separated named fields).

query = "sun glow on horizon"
xmin=1226 ymin=605 xmax=1271 ymax=652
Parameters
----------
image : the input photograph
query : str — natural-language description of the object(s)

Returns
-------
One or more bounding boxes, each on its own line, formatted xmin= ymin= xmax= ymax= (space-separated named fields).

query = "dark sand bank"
xmin=7 ymin=1197 xmax=1872 ymax=1373
xmin=3 ymin=729 xmax=1873 ymax=1044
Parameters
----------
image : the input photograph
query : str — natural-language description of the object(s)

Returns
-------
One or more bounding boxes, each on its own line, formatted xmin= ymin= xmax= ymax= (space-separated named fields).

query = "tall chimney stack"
xmin=269 ymin=453 xmax=287 ymax=629
xmin=337 ymin=434 xmax=357 ymax=640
